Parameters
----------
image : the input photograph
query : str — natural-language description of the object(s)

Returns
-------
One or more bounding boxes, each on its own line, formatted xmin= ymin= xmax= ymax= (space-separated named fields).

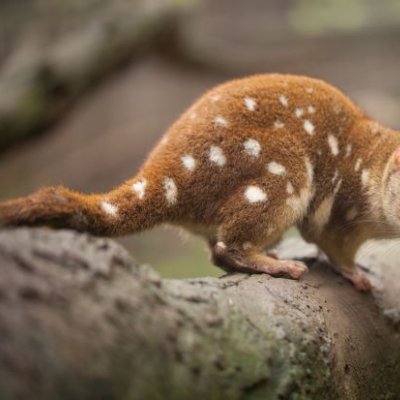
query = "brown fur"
xmin=2 ymin=74 xmax=400 ymax=290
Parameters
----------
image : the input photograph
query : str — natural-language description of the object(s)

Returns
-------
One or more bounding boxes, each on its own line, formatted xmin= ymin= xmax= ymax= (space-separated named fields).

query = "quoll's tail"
xmin=0 ymin=176 xmax=169 ymax=236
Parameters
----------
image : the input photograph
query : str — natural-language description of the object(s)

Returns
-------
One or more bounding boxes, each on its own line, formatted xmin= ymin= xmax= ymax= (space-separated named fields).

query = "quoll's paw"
xmin=279 ymin=259 xmax=309 ymax=280
xmin=342 ymin=270 xmax=372 ymax=292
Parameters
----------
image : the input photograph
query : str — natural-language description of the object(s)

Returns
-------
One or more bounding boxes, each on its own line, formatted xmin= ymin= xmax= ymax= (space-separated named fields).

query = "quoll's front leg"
xmin=339 ymin=266 xmax=372 ymax=292
xmin=315 ymin=231 xmax=372 ymax=292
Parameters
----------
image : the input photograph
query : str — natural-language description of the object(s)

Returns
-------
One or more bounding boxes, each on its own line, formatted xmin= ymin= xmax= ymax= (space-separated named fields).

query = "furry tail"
xmin=0 ymin=179 xmax=168 ymax=236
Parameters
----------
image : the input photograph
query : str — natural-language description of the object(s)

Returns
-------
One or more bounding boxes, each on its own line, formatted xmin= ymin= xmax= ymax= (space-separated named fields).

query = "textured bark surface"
xmin=0 ymin=228 xmax=399 ymax=400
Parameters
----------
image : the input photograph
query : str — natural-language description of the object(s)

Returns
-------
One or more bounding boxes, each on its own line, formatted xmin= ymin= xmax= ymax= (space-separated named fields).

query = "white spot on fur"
xmin=160 ymin=136 xmax=168 ymax=145
xmin=307 ymin=105 xmax=316 ymax=114
xmin=132 ymin=179 xmax=147 ymax=199
xmin=334 ymin=178 xmax=342 ymax=194
xmin=279 ymin=95 xmax=288 ymax=107
xmin=332 ymin=170 xmax=338 ymax=183
xmin=209 ymin=145 xmax=226 ymax=166
xmin=286 ymin=181 xmax=294 ymax=194
xmin=101 ymin=201 xmax=118 ymax=217
xmin=354 ymin=158 xmax=362 ymax=172
xmin=345 ymin=144 xmax=352 ymax=158
xmin=244 ymin=97 xmax=256 ymax=111
xmin=267 ymin=161 xmax=286 ymax=176
xmin=327 ymin=134 xmax=339 ymax=156
xmin=361 ymin=169 xmax=370 ymax=187
xmin=190 ymin=111 xmax=197 ymax=120
xmin=244 ymin=139 xmax=261 ymax=158
xmin=303 ymin=120 xmax=315 ymax=135
xmin=295 ymin=107 xmax=304 ymax=118
xmin=311 ymin=195 xmax=335 ymax=233
xmin=286 ymin=197 xmax=302 ymax=214
xmin=346 ymin=207 xmax=358 ymax=221
xmin=370 ymin=122 xmax=380 ymax=134
xmin=181 ymin=155 xmax=196 ymax=171
xmin=163 ymin=177 xmax=178 ymax=205
xmin=286 ymin=187 xmax=312 ymax=218
xmin=334 ymin=104 xmax=342 ymax=114
xmin=211 ymin=94 xmax=221 ymax=102
xmin=266 ymin=226 xmax=275 ymax=236
xmin=305 ymin=157 xmax=314 ymax=185
xmin=306 ymin=87 xmax=314 ymax=94
xmin=214 ymin=115 xmax=228 ymax=127
xmin=245 ymin=186 xmax=267 ymax=203
xmin=242 ymin=242 xmax=252 ymax=250
xmin=216 ymin=241 xmax=226 ymax=249
xmin=274 ymin=120 xmax=284 ymax=129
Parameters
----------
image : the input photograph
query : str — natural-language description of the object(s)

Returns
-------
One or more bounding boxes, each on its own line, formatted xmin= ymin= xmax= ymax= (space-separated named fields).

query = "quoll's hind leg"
xmin=211 ymin=243 xmax=307 ymax=279
xmin=314 ymin=229 xmax=372 ymax=291
xmin=210 ymin=185 xmax=309 ymax=280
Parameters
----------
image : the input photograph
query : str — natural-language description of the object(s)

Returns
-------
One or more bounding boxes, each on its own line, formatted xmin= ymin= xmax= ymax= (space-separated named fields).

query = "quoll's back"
xmin=2 ymin=74 xmax=400 ymax=291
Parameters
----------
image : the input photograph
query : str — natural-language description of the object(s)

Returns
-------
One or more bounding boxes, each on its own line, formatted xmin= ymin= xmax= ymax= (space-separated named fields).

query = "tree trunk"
xmin=0 ymin=0 xmax=187 ymax=152
xmin=0 ymin=228 xmax=398 ymax=400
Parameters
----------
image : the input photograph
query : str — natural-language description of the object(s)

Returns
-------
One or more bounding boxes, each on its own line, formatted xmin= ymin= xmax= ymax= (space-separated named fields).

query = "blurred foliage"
xmin=0 ymin=0 xmax=192 ymax=153
xmin=289 ymin=0 xmax=400 ymax=34
xmin=119 ymin=228 xmax=220 ymax=279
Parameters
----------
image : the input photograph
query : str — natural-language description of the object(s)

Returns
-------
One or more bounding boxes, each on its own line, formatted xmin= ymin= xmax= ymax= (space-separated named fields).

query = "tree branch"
xmin=0 ymin=228 xmax=398 ymax=400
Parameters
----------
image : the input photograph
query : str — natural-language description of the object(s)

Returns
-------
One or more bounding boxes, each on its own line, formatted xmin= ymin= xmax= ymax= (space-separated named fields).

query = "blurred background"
xmin=1 ymin=0 xmax=400 ymax=279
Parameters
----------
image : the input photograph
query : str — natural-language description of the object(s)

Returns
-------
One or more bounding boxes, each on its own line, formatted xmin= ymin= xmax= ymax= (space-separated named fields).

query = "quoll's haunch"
xmin=2 ymin=74 xmax=400 ymax=291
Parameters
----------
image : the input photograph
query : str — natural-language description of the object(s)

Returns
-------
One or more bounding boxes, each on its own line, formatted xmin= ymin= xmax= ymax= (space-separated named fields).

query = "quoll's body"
xmin=2 ymin=74 xmax=400 ymax=290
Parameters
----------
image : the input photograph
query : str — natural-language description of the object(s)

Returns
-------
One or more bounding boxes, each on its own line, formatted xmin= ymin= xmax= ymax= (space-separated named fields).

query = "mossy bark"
xmin=0 ymin=228 xmax=398 ymax=400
